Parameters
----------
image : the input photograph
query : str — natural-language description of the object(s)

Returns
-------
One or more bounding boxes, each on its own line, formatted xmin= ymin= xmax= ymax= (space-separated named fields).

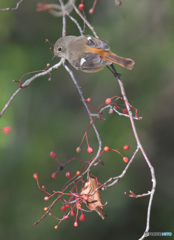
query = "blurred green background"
xmin=0 ymin=0 xmax=174 ymax=239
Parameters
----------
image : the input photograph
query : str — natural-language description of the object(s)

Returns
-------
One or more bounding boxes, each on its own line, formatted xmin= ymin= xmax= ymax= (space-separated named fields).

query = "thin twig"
xmin=101 ymin=145 xmax=140 ymax=190
xmin=59 ymin=0 xmax=66 ymax=37
xmin=0 ymin=61 xmax=63 ymax=118
xmin=63 ymin=63 xmax=102 ymax=173
xmin=72 ymin=3 xmax=99 ymax=38
xmin=90 ymin=104 xmax=141 ymax=120
xmin=0 ymin=0 xmax=24 ymax=11
xmin=39 ymin=1 xmax=75 ymax=17
xmin=67 ymin=13 xmax=84 ymax=35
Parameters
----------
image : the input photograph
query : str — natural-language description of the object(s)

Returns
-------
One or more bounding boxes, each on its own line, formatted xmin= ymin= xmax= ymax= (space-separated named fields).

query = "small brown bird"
xmin=54 ymin=35 xmax=135 ymax=73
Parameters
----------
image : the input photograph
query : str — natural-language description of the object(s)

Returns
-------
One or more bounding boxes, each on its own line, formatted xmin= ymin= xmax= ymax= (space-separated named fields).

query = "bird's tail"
xmin=104 ymin=52 xmax=135 ymax=70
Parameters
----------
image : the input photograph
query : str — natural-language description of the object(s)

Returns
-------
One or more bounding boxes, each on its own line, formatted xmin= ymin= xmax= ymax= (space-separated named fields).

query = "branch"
xmin=36 ymin=0 xmax=75 ymax=17
xmin=59 ymin=0 xmax=66 ymax=37
xmin=72 ymin=3 xmax=99 ymax=38
xmin=116 ymin=76 xmax=156 ymax=240
xmin=63 ymin=63 xmax=102 ymax=172
xmin=0 ymin=0 xmax=24 ymax=11
xmin=0 ymin=60 xmax=63 ymax=118
xmin=101 ymin=145 xmax=140 ymax=190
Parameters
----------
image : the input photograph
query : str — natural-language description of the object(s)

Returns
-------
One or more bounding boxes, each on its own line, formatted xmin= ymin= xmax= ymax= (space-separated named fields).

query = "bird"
xmin=53 ymin=35 xmax=135 ymax=73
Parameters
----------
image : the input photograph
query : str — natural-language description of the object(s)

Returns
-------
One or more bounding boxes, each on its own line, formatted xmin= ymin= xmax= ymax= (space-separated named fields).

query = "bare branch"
xmin=101 ymin=146 xmax=140 ymax=190
xmin=72 ymin=3 xmax=99 ymax=38
xmin=59 ymin=0 xmax=66 ymax=37
xmin=67 ymin=13 xmax=84 ymax=35
xmin=0 ymin=61 xmax=63 ymax=118
xmin=0 ymin=0 xmax=24 ymax=11
xmin=116 ymin=77 xmax=156 ymax=240
xmin=63 ymin=63 xmax=102 ymax=171
xmin=36 ymin=1 xmax=75 ymax=17
xmin=90 ymin=104 xmax=141 ymax=120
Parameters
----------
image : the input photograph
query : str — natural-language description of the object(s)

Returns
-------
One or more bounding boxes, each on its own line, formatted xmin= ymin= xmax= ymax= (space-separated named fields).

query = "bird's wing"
xmin=86 ymin=36 xmax=110 ymax=51
xmin=74 ymin=52 xmax=110 ymax=72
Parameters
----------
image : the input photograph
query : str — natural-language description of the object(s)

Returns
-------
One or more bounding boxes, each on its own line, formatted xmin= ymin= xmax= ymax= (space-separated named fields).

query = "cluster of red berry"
xmin=78 ymin=0 xmax=97 ymax=14
xmin=33 ymin=171 xmax=93 ymax=229
xmin=32 ymin=96 xmax=134 ymax=229
xmin=33 ymin=140 xmax=130 ymax=228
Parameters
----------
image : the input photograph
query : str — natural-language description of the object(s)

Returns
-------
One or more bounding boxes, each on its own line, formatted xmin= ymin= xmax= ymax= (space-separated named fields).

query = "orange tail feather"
xmin=104 ymin=52 xmax=135 ymax=70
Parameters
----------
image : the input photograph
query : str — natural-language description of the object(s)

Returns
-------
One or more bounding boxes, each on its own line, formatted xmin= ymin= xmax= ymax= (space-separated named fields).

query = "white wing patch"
xmin=80 ymin=57 xmax=86 ymax=66
xmin=87 ymin=36 xmax=92 ymax=41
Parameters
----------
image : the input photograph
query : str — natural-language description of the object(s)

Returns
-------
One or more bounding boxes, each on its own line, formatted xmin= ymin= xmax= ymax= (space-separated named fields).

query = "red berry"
xmin=61 ymin=205 xmax=67 ymax=212
xmin=65 ymin=172 xmax=71 ymax=178
xmin=65 ymin=204 xmax=71 ymax=208
xmin=123 ymin=157 xmax=129 ymax=163
xmin=44 ymin=196 xmax=49 ymax=201
xmin=87 ymin=147 xmax=93 ymax=154
xmin=50 ymin=151 xmax=56 ymax=158
xmin=78 ymin=3 xmax=84 ymax=11
xmin=3 ymin=126 xmax=11 ymax=134
xmin=86 ymin=98 xmax=91 ymax=102
xmin=122 ymin=108 xmax=128 ymax=114
xmin=104 ymin=146 xmax=109 ymax=152
xmin=76 ymin=171 xmax=81 ymax=176
xmin=79 ymin=214 xmax=86 ymax=222
xmin=54 ymin=225 xmax=58 ymax=229
xmin=76 ymin=147 xmax=81 ymax=153
xmin=51 ymin=171 xmax=58 ymax=179
xmin=105 ymin=98 xmax=111 ymax=104
xmin=123 ymin=145 xmax=130 ymax=151
xmin=83 ymin=195 xmax=89 ymax=201
xmin=33 ymin=173 xmax=39 ymax=180
xmin=70 ymin=210 xmax=76 ymax=216
xmin=74 ymin=221 xmax=78 ymax=227
xmin=89 ymin=8 xmax=94 ymax=14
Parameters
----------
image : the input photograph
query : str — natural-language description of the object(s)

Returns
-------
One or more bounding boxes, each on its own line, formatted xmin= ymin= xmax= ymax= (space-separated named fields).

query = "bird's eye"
xmin=58 ymin=47 xmax=62 ymax=52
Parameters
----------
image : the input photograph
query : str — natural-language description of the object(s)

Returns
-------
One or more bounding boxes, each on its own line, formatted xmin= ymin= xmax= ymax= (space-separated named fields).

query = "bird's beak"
xmin=52 ymin=55 xmax=57 ymax=61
